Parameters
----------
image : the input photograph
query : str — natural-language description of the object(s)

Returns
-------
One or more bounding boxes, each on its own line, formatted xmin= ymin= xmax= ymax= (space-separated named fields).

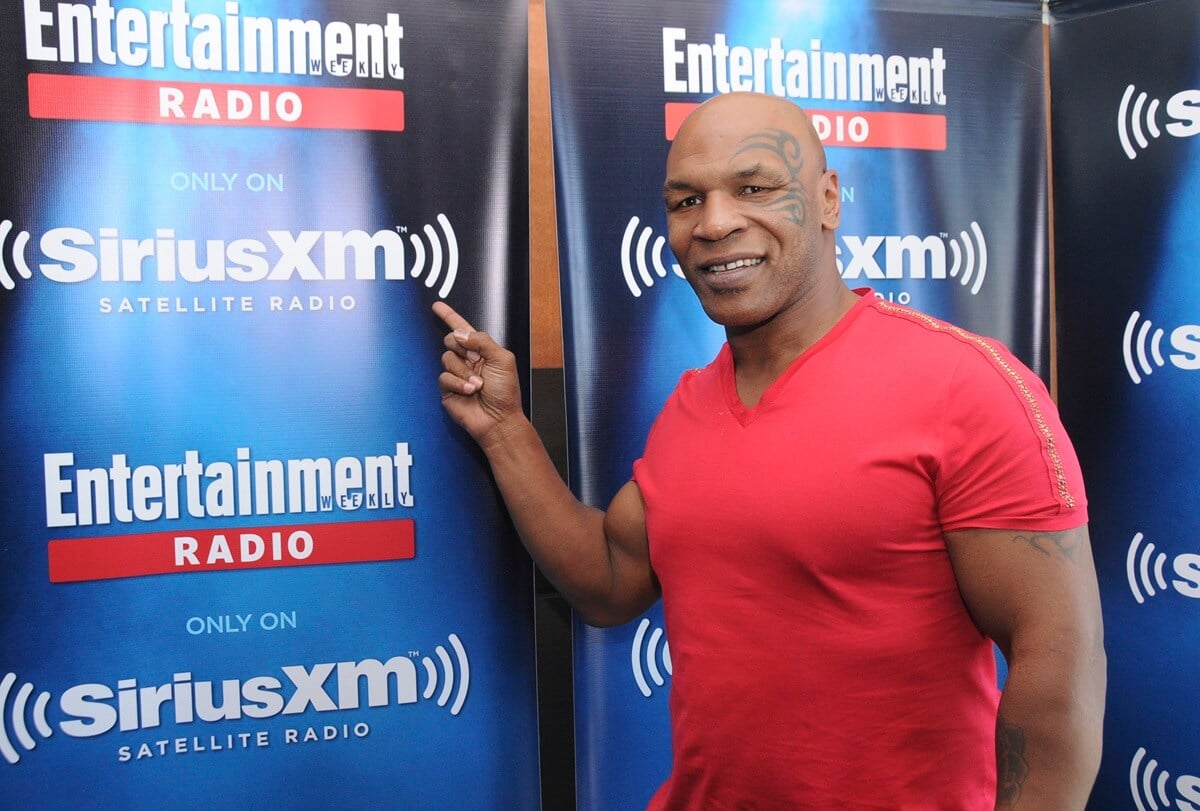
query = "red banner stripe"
xmin=664 ymin=102 xmax=946 ymax=150
xmin=27 ymin=73 xmax=405 ymax=132
xmin=47 ymin=519 xmax=415 ymax=583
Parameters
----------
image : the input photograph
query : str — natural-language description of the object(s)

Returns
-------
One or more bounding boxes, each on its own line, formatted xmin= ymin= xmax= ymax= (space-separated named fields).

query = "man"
xmin=434 ymin=92 xmax=1105 ymax=808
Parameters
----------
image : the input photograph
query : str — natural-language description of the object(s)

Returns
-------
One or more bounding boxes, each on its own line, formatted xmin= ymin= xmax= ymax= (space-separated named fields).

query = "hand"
xmin=432 ymin=301 xmax=524 ymax=446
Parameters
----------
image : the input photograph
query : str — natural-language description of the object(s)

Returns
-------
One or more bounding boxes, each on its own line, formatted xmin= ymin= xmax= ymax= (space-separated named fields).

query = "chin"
xmin=699 ymin=298 xmax=765 ymax=329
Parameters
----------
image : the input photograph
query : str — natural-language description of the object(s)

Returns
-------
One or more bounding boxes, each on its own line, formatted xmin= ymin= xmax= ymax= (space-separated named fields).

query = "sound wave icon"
xmin=1123 ymin=311 xmax=1167 ymax=385
xmin=1126 ymin=532 xmax=1170 ymax=604
xmin=418 ymin=633 xmax=470 ymax=716
xmin=1119 ymin=85 xmax=1163 ymax=160
xmin=408 ymin=214 xmax=459 ymax=299
xmin=1130 ymin=747 xmax=1175 ymax=811
xmin=0 ymin=672 xmax=53 ymax=765
xmin=621 ymin=216 xmax=683 ymax=298
xmin=946 ymin=222 xmax=987 ymax=295
xmin=630 ymin=618 xmax=672 ymax=698
xmin=0 ymin=220 xmax=33 ymax=292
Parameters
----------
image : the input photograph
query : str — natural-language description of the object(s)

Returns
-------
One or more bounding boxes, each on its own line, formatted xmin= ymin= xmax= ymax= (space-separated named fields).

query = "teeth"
xmin=708 ymin=258 xmax=762 ymax=273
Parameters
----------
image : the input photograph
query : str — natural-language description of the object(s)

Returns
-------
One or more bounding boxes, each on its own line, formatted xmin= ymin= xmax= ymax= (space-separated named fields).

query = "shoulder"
xmin=866 ymin=298 xmax=1006 ymax=354
xmin=663 ymin=344 xmax=729 ymax=399
xmin=864 ymin=298 xmax=1038 ymax=388
xmin=863 ymin=299 xmax=1072 ymax=473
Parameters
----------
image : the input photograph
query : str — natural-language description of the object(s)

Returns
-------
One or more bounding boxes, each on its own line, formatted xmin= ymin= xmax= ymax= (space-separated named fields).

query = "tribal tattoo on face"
xmin=731 ymin=128 xmax=811 ymax=227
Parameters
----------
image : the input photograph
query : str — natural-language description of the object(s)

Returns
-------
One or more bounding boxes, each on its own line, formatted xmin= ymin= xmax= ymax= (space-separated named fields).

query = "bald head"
xmin=662 ymin=91 xmax=838 ymax=239
xmin=668 ymin=92 xmax=827 ymax=176
xmin=660 ymin=92 xmax=844 ymax=331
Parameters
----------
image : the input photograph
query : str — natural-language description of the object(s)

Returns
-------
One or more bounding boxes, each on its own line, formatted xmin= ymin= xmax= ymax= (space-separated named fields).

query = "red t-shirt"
xmin=633 ymin=291 xmax=1087 ymax=810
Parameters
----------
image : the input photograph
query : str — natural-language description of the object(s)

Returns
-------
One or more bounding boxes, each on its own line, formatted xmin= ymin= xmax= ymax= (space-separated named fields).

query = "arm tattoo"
xmin=1008 ymin=528 xmax=1083 ymax=564
xmin=732 ymin=129 xmax=809 ymax=226
xmin=995 ymin=720 xmax=1029 ymax=806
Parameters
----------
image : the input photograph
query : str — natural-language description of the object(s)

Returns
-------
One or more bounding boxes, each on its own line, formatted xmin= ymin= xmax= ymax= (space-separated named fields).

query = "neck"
xmin=727 ymin=280 xmax=859 ymax=407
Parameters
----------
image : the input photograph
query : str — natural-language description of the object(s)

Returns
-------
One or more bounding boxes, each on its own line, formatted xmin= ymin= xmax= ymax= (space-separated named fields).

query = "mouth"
xmin=703 ymin=257 xmax=764 ymax=274
xmin=695 ymin=256 xmax=764 ymax=291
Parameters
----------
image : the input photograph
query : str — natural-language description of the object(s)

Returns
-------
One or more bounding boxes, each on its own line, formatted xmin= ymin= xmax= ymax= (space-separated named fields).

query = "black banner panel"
xmin=548 ymin=1 xmax=1050 ymax=806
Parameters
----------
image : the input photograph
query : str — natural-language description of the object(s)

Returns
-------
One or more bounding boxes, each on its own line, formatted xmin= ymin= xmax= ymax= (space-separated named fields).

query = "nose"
xmin=692 ymin=192 xmax=745 ymax=241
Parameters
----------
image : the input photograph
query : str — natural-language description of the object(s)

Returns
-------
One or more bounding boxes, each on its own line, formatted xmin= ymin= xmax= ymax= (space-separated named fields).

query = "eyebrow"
xmin=661 ymin=159 xmax=805 ymax=199
xmin=734 ymin=163 xmax=793 ymax=183
xmin=662 ymin=164 xmax=780 ymax=194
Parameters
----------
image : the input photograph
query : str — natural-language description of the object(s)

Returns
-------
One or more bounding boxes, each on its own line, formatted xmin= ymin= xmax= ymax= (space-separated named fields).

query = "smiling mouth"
xmin=704 ymin=257 xmax=764 ymax=273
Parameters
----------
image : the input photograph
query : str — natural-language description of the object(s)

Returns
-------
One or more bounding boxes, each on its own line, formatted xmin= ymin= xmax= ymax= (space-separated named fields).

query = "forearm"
xmin=994 ymin=644 xmax=1106 ymax=808
xmin=479 ymin=415 xmax=648 ymax=626
xmin=432 ymin=303 xmax=655 ymax=625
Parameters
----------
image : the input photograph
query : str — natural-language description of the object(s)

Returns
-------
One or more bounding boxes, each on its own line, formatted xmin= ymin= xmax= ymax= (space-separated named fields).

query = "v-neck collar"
xmin=718 ymin=290 xmax=874 ymax=426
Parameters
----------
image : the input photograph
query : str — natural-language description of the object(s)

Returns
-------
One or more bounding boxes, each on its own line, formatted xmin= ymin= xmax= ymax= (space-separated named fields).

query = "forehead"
xmin=665 ymin=126 xmax=799 ymax=188
xmin=665 ymin=101 xmax=807 ymax=182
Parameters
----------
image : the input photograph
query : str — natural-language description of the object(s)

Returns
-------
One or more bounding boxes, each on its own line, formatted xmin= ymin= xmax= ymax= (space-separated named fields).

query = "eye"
xmin=739 ymin=185 xmax=766 ymax=196
xmin=667 ymin=195 xmax=702 ymax=211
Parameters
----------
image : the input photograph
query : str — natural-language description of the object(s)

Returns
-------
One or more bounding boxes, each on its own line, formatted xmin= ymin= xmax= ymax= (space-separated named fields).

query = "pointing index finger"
xmin=432 ymin=301 xmax=476 ymax=335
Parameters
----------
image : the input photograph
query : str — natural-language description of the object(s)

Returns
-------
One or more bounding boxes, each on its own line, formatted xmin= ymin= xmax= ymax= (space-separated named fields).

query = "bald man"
xmin=435 ymin=93 xmax=1105 ymax=809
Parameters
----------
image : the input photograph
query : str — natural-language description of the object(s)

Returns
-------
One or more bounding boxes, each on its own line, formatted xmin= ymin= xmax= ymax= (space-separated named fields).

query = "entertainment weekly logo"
xmin=43 ymin=443 xmax=418 ymax=582
xmin=0 ymin=635 xmax=470 ymax=766
xmin=0 ymin=215 xmax=461 ymax=305
xmin=1129 ymin=747 xmax=1200 ymax=811
xmin=23 ymin=0 xmax=407 ymax=131
xmin=1117 ymin=84 xmax=1200 ymax=160
xmin=1122 ymin=311 xmax=1200 ymax=384
xmin=619 ymin=215 xmax=988 ymax=298
xmin=661 ymin=28 xmax=949 ymax=150
xmin=1125 ymin=532 xmax=1200 ymax=605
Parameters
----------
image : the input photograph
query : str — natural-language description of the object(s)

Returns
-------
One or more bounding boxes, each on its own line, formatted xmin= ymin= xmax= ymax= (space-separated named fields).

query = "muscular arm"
xmin=433 ymin=302 xmax=659 ymax=626
xmin=945 ymin=525 xmax=1106 ymax=809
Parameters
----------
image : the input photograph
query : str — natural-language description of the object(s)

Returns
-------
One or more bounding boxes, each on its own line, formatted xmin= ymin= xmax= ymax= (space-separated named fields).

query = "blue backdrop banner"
xmin=1051 ymin=1 xmax=1200 ymax=808
xmin=0 ymin=1 xmax=536 ymax=808
xmin=546 ymin=1 xmax=1049 ymax=807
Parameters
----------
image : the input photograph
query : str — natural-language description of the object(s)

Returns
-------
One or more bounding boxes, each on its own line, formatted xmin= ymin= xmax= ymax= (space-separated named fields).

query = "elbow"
xmin=575 ymin=602 xmax=647 ymax=629
xmin=572 ymin=588 xmax=658 ymax=628
xmin=1007 ymin=634 xmax=1108 ymax=772
xmin=578 ymin=613 xmax=624 ymax=629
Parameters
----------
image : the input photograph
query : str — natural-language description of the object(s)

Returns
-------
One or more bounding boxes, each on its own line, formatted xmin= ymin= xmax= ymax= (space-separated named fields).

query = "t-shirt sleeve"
xmin=631 ymin=369 xmax=697 ymax=488
xmin=936 ymin=343 xmax=1088 ymax=532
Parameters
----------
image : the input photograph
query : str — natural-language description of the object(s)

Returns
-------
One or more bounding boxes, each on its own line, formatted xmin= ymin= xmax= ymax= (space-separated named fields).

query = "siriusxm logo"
xmin=836 ymin=221 xmax=987 ymax=294
xmin=1118 ymin=84 xmax=1200 ymax=160
xmin=1122 ymin=311 xmax=1200 ymax=384
xmin=1130 ymin=747 xmax=1200 ymax=811
xmin=620 ymin=216 xmax=684 ymax=298
xmin=1126 ymin=532 xmax=1200 ymax=605
xmin=630 ymin=618 xmax=672 ymax=698
xmin=0 ymin=635 xmax=469 ymax=765
xmin=618 ymin=216 xmax=988 ymax=297
xmin=0 ymin=215 xmax=459 ymax=298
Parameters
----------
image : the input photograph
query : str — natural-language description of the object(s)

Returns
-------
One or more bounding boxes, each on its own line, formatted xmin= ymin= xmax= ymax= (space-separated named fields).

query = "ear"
xmin=820 ymin=169 xmax=841 ymax=230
